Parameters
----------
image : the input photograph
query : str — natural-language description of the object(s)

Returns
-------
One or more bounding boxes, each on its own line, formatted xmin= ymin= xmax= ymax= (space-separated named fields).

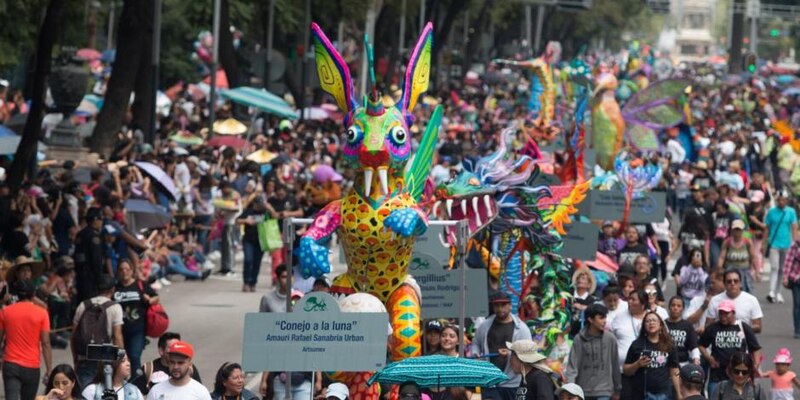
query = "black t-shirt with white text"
xmin=113 ymin=280 xmax=157 ymax=329
xmin=515 ymin=368 xmax=555 ymax=400
xmin=665 ymin=319 xmax=698 ymax=363
xmin=623 ymin=336 xmax=680 ymax=397
xmin=698 ymin=322 xmax=761 ymax=383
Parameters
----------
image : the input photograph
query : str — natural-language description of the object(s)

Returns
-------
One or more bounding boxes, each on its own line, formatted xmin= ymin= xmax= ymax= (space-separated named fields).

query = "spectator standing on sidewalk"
xmin=146 ymin=340 xmax=211 ymax=400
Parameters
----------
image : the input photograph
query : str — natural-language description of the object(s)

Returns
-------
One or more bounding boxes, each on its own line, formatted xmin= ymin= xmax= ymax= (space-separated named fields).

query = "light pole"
xmin=209 ymin=0 xmax=221 ymax=137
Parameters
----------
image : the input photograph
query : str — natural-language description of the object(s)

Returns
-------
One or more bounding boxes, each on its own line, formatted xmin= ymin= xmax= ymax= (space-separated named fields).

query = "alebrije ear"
xmin=311 ymin=23 xmax=357 ymax=115
xmin=397 ymin=22 xmax=433 ymax=124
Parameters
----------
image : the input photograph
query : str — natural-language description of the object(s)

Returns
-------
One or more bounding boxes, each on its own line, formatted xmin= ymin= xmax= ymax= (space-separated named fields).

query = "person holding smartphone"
xmin=622 ymin=311 xmax=681 ymax=400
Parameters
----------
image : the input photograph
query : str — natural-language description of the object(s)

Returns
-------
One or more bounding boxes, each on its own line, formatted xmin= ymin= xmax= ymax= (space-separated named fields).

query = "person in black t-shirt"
xmin=138 ymin=332 xmax=202 ymax=394
xmin=113 ymin=259 xmax=158 ymax=378
xmin=507 ymin=340 xmax=555 ymax=400
xmin=618 ymin=226 xmax=651 ymax=277
xmin=697 ymin=300 xmax=761 ymax=394
xmin=665 ymin=296 xmax=700 ymax=365
xmin=622 ymin=311 xmax=681 ymax=400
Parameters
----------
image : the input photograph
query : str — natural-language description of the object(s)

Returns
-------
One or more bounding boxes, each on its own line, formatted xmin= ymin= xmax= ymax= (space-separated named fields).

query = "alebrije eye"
xmin=390 ymin=126 xmax=407 ymax=144
xmin=346 ymin=126 xmax=360 ymax=144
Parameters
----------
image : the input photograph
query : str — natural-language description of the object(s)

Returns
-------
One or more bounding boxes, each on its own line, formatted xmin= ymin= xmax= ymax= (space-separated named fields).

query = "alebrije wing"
xmin=310 ymin=23 xmax=356 ymax=114
xmin=406 ymin=105 xmax=443 ymax=201
xmin=621 ymin=78 xmax=691 ymax=129
xmin=398 ymin=22 xmax=433 ymax=116
xmin=625 ymin=123 xmax=660 ymax=151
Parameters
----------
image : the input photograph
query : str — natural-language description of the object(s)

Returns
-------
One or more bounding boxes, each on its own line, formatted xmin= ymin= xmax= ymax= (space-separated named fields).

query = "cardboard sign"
xmin=579 ymin=190 xmax=666 ymax=223
xmin=242 ymin=292 xmax=389 ymax=372
xmin=410 ymin=252 xmax=489 ymax=319
xmin=557 ymin=221 xmax=598 ymax=261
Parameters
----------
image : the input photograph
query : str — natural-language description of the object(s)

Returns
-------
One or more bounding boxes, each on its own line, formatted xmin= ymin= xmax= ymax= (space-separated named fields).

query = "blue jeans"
xmin=792 ymin=283 xmax=800 ymax=336
xmin=645 ymin=392 xmax=670 ymax=400
xmin=123 ymin=322 xmax=146 ymax=380
xmin=2 ymin=361 xmax=40 ymax=400
xmin=76 ymin=360 xmax=99 ymax=388
xmin=737 ymin=268 xmax=756 ymax=294
xmin=243 ymin=240 xmax=264 ymax=286
xmin=272 ymin=376 xmax=311 ymax=400
xmin=194 ymin=214 xmax=212 ymax=253
xmin=166 ymin=254 xmax=201 ymax=278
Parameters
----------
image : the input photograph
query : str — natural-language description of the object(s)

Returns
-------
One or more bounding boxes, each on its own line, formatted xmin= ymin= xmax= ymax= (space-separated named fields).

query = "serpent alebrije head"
xmin=433 ymin=126 xmax=556 ymax=246
xmin=311 ymin=22 xmax=433 ymax=201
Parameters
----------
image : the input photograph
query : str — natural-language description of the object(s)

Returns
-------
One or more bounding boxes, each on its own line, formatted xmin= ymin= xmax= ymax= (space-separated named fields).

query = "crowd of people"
xmin=2 ymin=39 xmax=800 ymax=400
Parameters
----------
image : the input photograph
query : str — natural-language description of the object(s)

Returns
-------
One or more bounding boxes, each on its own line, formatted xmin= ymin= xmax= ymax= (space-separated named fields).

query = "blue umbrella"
xmin=125 ymin=199 xmax=171 ymax=231
xmin=782 ymin=87 xmax=800 ymax=96
xmin=220 ymin=87 xmax=298 ymax=120
xmin=775 ymin=74 xmax=797 ymax=85
xmin=367 ymin=355 xmax=508 ymax=388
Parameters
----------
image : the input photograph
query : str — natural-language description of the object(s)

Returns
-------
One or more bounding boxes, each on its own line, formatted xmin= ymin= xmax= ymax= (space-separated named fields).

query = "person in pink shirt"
xmin=761 ymin=348 xmax=800 ymax=400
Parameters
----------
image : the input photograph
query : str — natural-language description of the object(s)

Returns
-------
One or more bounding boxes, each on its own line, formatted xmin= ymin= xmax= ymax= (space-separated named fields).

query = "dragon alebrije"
xmin=298 ymin=22 xmax=442 ymax=400
xmin=431 ymin=127 xmax=587 ymax=345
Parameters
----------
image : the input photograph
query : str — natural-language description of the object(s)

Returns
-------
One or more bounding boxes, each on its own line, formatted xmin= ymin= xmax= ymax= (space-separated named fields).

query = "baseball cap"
xmin=718 ymin=299 xmax=736 ymax=313
xmin=187 ymin=156 xmax=200 ymax=165
xmin=168 ymin=340 xmax=195 ymax=359
xmin=749 ymin=190 xmax=765 ymax=203
xmin=731 ymin=220 xmax=745 ymax=230
xmin=602 ymin=220 xmax=614 ymax=228
xmin=489 ymin=292 xmax=511 ymax=304
xmin=326 ymin=383 xmax=349 ymax=400
xmin=777 ymin=189 xmax=791 ymax=199
xmin=680 ymin=364 xmax=705 ymax=384
xmin=425 ymin=320 xmax=443 ymax=332
xmin=554 ymin=383 xmax=585 ymax=400
xmin=506 ymin=340 xmax=547 ymax=364
xmin=773 ymin=348 xmax=793 ymax=364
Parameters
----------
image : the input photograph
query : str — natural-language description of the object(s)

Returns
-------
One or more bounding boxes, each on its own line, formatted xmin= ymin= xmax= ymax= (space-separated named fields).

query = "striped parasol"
xmin=366 ymin=355 xmax=508 ymax=388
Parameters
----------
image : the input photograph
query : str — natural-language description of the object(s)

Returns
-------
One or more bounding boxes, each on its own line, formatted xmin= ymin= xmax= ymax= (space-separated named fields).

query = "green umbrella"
xmin=366 ymin=355 xmax=508 ymax=388
xmin=220 ymin=87 xmax=298 ymax=120
xmin=168 ymin=131 xmax=203 ymax=146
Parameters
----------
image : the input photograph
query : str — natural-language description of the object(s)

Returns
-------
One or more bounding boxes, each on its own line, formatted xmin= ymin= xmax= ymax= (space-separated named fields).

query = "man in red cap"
xmin=698 ymin=299 xmax=762 ymax=396
xmin=146 ymin=340 xmax=211 ymax=400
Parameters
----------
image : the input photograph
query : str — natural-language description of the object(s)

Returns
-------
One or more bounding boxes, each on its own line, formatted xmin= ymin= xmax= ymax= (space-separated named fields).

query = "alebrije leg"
xmin=386 ymin=284 xmax=421 ymax=360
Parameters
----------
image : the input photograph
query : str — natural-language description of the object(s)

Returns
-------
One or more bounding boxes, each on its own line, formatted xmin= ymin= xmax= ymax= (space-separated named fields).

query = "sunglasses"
xmin=732 ymin=369 xmax=749 ymax=376
xmin=645 ymin=290 xmax=657 ymax=295
xmin=725 ymin=279 xmax=740 ymax=284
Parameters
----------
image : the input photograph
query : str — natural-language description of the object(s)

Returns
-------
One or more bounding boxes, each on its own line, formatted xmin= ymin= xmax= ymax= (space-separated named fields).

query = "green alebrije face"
xmin=341 ymin=107 xmax=411 ymax=172
xmin=436 ymin=171 xmax=494 ymax=198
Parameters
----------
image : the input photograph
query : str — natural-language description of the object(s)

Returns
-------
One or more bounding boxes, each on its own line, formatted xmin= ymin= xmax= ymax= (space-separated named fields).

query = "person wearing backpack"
xmin=71 ymin=274 xmax=124 ymax=387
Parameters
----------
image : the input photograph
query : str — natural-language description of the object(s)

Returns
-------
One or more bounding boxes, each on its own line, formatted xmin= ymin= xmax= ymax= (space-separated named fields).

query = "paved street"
xmin=2 ymin=251 xmax=798 ymax=397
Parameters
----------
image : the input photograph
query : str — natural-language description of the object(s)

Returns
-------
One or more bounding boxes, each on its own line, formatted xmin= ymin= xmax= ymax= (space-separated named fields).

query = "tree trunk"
xmin=218 ymin=0 xmax=241 ymax=88
xmin=130 ymin=0 xmax=154 ymax=133
xmin=91 ymin=0 xmax=146 ymax=157
xmin=7 ymin=0 xmax=64 ymax=192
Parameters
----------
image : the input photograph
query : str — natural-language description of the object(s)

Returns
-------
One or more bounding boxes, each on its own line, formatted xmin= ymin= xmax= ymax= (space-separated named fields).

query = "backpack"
xmin=74 ymin=299 xmax=116 ymax=359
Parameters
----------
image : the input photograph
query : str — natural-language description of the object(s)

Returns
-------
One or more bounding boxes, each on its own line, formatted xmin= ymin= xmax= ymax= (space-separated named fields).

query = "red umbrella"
xmin=76 ymin=48 xmax=101 ymax=61
xmin=208 ymin=136 xmax=249 ymax=150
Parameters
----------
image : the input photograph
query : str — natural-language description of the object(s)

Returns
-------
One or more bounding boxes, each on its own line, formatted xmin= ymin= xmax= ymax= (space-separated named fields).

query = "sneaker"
xmin=777 ymin=293 xmax=785 ymax=303
xmin=767 ymin=292 xmax=775 ymax=303
xmin=151 ymin=281 xmax=163 ymax=290
xmin=201 ymin=269 xmax=212 ymax=281
xmin=203 ymin=260 xmax=215 ymax=270
xmin=207 ymin=251 xmax=221 ymax=261
xmin=159 ymin=277 xmax=172 ymax=286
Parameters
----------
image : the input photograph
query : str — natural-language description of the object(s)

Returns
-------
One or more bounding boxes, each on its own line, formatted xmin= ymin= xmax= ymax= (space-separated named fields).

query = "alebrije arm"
xmin=406 ymin=105 xmax=443 ymax=202
xmin=301 ymin=200 xmax=342 ymax=241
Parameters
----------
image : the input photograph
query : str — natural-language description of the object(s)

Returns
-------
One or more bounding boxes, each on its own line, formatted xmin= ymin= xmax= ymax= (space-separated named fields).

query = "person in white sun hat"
xmin=507 ymin=340 xmax=556 ymax=400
